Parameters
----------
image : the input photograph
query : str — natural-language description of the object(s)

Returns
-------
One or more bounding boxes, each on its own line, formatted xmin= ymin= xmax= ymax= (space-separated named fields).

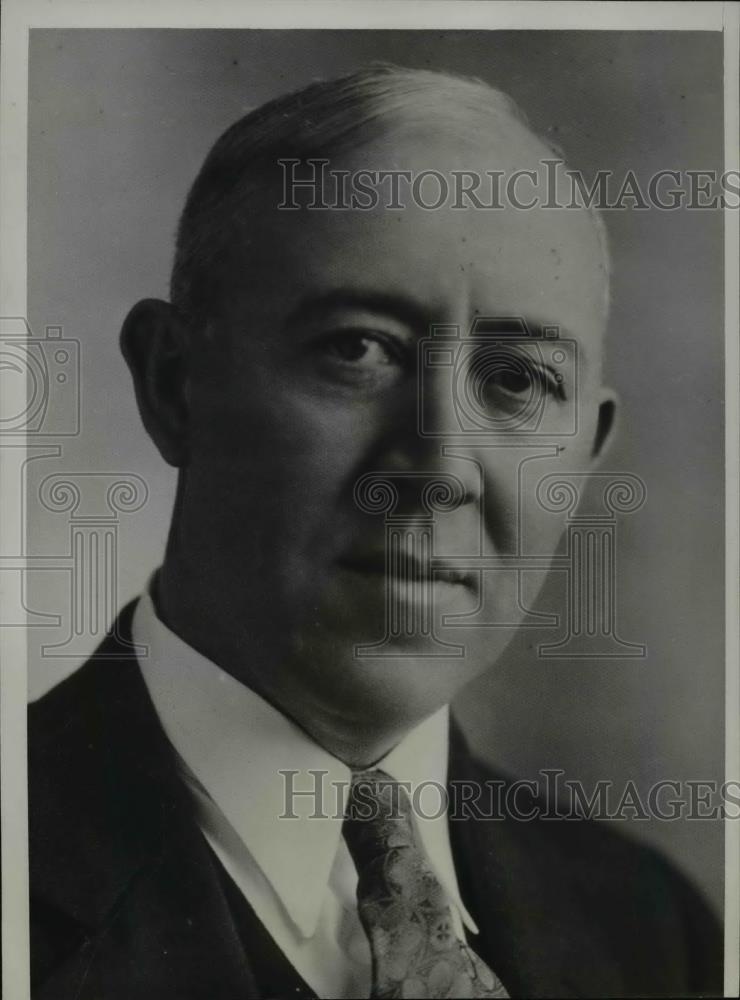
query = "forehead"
xmin=221 ymin=128 xmax=608 ymax=358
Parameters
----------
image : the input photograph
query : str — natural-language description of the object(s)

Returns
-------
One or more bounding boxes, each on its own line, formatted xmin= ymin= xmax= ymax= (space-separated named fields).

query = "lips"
xmin=337 ymin=550 xmax=476 ymax=591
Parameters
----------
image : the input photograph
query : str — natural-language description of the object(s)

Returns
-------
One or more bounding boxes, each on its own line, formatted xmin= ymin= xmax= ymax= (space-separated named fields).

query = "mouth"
xmin=337 ymin=551 xmax=477 ymax=592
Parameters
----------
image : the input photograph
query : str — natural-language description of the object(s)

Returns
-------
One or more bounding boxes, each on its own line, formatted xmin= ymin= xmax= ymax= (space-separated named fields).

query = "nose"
xmin=368 ymin=363 xmax=482 ymax=512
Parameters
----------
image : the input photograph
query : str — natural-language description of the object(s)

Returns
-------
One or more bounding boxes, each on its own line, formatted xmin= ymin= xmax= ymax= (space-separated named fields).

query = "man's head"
xmin=122 ymin=65 xmax=616 ymax=763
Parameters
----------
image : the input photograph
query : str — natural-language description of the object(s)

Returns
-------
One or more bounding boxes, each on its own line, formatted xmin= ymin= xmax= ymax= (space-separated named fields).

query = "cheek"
xmin=478 ymin=437 xmax=595 ymax=557
xmin=187 ymin=385 xmax=383 ymax=544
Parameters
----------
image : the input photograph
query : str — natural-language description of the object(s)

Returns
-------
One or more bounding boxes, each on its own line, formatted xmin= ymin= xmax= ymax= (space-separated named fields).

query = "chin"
xmin=291 ymin=625 xmax=494 ymax=731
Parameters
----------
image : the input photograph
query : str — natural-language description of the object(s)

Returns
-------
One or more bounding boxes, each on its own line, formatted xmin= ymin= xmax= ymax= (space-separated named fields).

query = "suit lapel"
xmin=30 ymin=601 xmax=260 ymax=999
xmin=71 ymin=797 xmax=262 ymax=1000
xmin=446 ymin=718 xmax=623 ymax=999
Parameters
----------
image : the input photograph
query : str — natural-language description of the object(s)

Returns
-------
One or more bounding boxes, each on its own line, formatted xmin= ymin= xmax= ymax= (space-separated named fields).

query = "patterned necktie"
xmin=343 ymin=768 xmax=509 ymax=999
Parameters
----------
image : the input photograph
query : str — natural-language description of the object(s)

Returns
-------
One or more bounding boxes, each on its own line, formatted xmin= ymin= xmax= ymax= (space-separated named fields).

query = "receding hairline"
xmin=170 ymin=64 xmax=612 ymax=326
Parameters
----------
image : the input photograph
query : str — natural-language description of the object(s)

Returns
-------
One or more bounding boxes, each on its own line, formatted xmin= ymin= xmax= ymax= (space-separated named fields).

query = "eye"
xmin=314 ymin=329 xmax=409 ymax=387
xmin=327 ymin=332 xmax=395 ymax=365
xmin=489 ymin=369 xmax=534 ymax=395
xmin=479 ymin=353 xmax=564 ymax=403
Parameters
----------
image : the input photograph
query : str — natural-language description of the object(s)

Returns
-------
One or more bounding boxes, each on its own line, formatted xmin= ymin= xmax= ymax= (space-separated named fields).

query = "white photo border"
xmin=1 ymin=3 xmax=737 ymax=998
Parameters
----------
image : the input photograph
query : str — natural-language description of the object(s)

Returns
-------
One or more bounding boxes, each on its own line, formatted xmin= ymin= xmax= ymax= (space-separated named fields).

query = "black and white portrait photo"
xmin=0 ymin=3 xmax=738 ymax=998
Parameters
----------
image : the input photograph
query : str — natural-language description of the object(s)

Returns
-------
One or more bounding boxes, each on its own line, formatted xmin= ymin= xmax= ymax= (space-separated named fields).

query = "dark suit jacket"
xmin=29 ymin=601 xmax=722 ymax=999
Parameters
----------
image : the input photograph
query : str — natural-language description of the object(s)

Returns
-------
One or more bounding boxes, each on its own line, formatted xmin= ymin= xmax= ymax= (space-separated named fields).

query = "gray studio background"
xmin=26 ymin=30 xmax=724 ymax=916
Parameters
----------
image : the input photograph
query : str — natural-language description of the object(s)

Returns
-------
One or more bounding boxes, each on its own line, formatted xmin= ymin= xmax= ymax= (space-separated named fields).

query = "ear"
xmin=120 ymin=299 xmax=191 ymax=467
xmin=590 ymin=387 xmax=618 ymax=464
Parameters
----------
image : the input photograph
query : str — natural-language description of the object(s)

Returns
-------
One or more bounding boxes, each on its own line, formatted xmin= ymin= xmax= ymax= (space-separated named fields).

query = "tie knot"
xmin=347 ymin=768 xmax=412 ymax=824
xmin=344 ymin=769 xmax=417 ymax=869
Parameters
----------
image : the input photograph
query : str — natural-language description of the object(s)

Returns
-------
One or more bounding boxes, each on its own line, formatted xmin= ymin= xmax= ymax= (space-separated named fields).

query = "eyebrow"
xmin=282 ymin=288 xmax=433 ymax=335
xmin=282 ymin=287 xmax=575 ymax=345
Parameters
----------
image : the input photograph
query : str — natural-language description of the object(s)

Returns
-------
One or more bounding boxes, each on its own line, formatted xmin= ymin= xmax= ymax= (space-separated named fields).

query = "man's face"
xmin=175 ymin=126 xmax=613 ymax=732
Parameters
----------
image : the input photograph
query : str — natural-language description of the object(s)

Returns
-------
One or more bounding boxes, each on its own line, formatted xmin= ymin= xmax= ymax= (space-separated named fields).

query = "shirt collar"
xmin=133 ymin=581 xmax=477 ymax=939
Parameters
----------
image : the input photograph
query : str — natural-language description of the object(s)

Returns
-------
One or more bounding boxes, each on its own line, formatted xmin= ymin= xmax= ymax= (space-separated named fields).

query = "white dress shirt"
xmin=133 ymin=584 xmax=479 ymax=999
